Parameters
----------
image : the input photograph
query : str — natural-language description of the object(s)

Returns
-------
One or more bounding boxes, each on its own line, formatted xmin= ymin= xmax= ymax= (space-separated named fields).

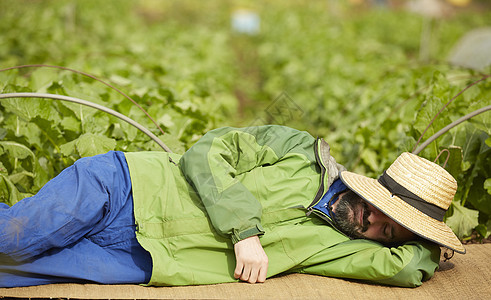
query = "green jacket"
xmin=124 ymin=125 xmax=440 ymax=288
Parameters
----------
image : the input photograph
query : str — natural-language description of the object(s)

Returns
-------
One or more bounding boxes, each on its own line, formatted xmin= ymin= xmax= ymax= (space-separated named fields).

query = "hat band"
xmin=378 ymin=171 xmax=446 ymax=221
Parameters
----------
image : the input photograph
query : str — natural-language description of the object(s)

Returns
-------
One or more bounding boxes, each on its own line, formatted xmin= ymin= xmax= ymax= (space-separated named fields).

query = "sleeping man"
xmin=0 ymin=125 xmax=465 ymax=287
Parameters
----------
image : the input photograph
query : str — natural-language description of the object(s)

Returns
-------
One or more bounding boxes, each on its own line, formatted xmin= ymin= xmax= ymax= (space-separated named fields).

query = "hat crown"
xmin=386 ymin=152 xmax=457 ymax=210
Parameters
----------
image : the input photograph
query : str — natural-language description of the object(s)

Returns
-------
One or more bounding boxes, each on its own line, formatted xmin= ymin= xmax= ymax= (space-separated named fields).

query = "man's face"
xmin=332 ymin=190 xmax=415 ymax=245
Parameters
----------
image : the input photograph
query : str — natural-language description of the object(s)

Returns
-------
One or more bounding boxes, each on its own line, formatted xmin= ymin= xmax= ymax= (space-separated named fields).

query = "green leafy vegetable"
xmin=0 ymin=0 xmax=489 ymax=241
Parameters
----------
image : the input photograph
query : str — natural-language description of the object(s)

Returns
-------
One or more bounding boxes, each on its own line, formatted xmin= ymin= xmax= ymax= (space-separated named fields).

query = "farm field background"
xmin=0 ymin=0 xmax=490 ymax=242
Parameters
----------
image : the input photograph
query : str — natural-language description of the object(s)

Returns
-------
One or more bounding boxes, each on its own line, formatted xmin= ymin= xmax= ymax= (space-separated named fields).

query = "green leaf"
xmin=465 ymin=144 xmax=491 ymax=215
xmin=467 ymin=101 xmax=491 ymax=135
xmin=0 ymin=173 xmax=22 ymax=206
xmin=443 ymin=146 xmax=462 ymax=179
xmin=1 ymin=97 xmax=61 ymax=123
xmin=109 ymin=123 xmax=126 ymax=140
xmin=360 ymin=148 xmax=379 ymax=172
xmin=29 ymin=68 xmax=60 ymax=92
xmin=446 ymin=201 xmax=479 ymax=239
xmin=2 ymin=117 xmax=44 ymax=150
xmin=159 ymin=133 xmax=185 ymax=154
xmin=158 ymin=113 xmax=175 ymax=129
xmin=58 ymin=101 xmax=97 ymax=121
xmin=9 ymin=170 xmax=34 ymax=192
xmin=486 ymin=219 xmax=491 ymax=239
xmin=75 ymin=133 xmax=117 ymax=157
xmin=32 ymin=158 xmax=51 ymax=191
xmin=0 ymin=127 xmax=7 ymax=140
xmin=82 ymin=114 xmax=111 ymax=134
xmin=0 ymin=141 xmax=34 ymax=160
xmin=0 ymin=161 xmax=7 ymax=175
xmin=61 ymin=116 xmax=81 ymax=132
xmin=457 ymin=124 xmax=486 ymax=164
xmin=109 ymin=74 xmax=132 ymax=86
xmin=60 ymin=139 xmax=77 ymax=157
xmin=485 ymin=178 xmax=491 ymax=195
xmin=31 ymin=117 xmax=66 ymax=150
xmin=118 ymin=118 xmax=139 ymax=141
xmin=413 ymin=97 xmax=452 ymax=158
xmin=475 ymin=224 xmax=487 ymax=242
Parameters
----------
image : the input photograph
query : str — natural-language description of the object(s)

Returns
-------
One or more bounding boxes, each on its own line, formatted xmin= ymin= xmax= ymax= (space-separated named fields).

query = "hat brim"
xmin=340 ymin=171 xmax=465 ymax=254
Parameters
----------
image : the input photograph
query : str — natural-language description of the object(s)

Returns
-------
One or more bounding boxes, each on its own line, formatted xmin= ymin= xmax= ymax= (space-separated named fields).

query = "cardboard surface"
xmin=1 ymin=243 xmax=490 ymax=299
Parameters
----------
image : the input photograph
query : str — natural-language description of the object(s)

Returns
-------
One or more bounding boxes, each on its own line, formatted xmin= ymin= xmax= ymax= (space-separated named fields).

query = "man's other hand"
xmin=233 ymin=235 xmax=268 ymax=283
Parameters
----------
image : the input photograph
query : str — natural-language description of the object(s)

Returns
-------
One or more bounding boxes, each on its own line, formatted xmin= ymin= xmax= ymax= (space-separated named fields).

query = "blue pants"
xmin=0 ymin=151 xmax=152 ymax=287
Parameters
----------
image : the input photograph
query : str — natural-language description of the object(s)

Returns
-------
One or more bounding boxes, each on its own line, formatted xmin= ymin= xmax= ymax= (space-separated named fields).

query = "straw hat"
xmin=340 ymin=152 xmax=465 ymax=254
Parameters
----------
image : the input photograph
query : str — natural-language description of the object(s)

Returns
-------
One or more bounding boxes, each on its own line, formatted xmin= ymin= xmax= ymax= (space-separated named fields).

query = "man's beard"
xmin=333 ymin=190 xmax=371 ymax=239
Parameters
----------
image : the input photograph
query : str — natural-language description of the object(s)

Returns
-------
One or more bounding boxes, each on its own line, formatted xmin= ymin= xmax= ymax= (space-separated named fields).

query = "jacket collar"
xmin=308 ymin=138 xmax=347 ymax=209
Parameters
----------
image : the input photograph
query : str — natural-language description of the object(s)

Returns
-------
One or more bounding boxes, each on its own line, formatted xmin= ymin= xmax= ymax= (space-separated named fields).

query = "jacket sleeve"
xmin=295 ymin=239 xmax=441 ymax=287
xmin=179 ymin=125 xmax=316 ymax=244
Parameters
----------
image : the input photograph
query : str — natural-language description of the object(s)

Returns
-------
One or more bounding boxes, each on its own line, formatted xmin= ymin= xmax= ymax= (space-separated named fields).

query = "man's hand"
xmin=234 ymin=235 xmax=268 ymax=283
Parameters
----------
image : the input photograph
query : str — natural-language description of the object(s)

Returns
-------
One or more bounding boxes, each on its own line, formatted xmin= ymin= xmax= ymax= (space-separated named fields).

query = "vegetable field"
xmin=0 ymin=0 xmax=490 ymax=242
